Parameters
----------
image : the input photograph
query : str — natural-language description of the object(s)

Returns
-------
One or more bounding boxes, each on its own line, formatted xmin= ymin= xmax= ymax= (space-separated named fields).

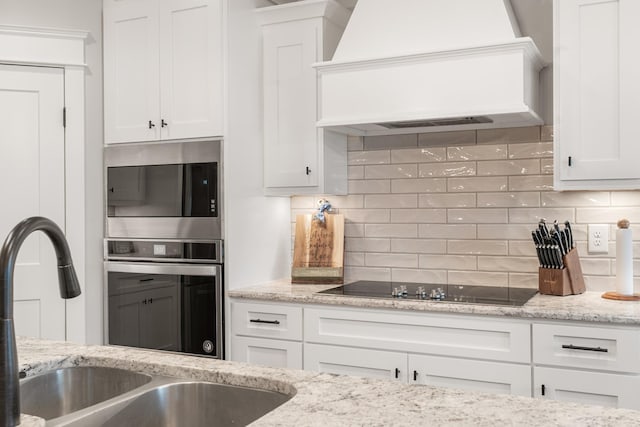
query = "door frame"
xmin=0 ymin=25 xmax=87 ymax=343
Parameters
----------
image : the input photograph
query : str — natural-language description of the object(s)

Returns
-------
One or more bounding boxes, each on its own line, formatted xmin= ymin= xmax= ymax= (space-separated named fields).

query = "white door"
xmin=103 ymin=0 xmax=160 ymax=143
xmin=409 ymin=354 xmax=532 ymax=396
xmin=263 ymin=19 xmax=320 ymax=188
xmin=0 ymin=64 xmax=66 ymax=340
xmin=159 ymin=0 xmax=223 ymax=140
xmin=304 ymin=343 xmax=408 ymax=382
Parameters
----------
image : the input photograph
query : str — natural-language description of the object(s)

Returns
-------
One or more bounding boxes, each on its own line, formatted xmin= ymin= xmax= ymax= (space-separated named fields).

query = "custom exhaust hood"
xmin=314 ymin=0 xmax=546 ymax=135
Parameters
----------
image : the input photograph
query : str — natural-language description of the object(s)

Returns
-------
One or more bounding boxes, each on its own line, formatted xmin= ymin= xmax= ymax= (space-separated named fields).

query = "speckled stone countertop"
xmin=15 ymin=337 xmax=640 ymax=426
xmin=228 ymin=279 xmax=640 ymax=325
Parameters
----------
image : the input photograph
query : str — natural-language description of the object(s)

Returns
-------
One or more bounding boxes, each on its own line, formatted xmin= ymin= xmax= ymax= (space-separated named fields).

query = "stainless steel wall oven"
xmin=104 ymin=140 xmax=223 ymax=358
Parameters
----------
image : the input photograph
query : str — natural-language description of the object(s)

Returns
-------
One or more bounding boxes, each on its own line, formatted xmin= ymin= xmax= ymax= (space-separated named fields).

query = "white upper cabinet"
xmin=257 ymin=0 xmax=350 ymax=195
xmin=104 ymin=0 xmax=223 ymax=144
xmin=554 ymin=0 xmax=640 ymax=189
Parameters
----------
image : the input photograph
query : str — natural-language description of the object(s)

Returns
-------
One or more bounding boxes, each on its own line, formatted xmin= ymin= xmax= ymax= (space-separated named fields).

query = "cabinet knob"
xmin=413 ymin=370 xmax=418 ymax=381
xmin=394 ymin=368 xmax=400 ymax=379
xmin=161 ymin=119 xmax=168 ymax=128
xmin=148 ymin=120 xmax=155 ymax=129
xmin=305 ymin=166 xmax=311 ymax=175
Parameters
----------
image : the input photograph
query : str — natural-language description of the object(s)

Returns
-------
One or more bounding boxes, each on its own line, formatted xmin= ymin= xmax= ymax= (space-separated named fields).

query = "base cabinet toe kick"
xmin=229 ymin=299 xmax=640 ymax=410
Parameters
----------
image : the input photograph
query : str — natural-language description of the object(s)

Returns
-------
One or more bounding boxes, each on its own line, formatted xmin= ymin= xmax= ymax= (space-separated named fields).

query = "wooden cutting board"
xmin=292 ymin=213 xmax=344 ymax=284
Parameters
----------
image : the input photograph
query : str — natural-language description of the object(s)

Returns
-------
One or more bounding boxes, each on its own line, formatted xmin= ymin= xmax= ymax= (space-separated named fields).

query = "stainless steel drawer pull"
xmin=249 ymin=319 xmax=280 ymax=325
xmin=562 ymin=344 xmax=608 ymax=353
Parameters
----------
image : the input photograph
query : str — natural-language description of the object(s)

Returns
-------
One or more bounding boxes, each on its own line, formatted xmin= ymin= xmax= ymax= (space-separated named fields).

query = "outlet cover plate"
xmin=588 ymin=224 xmax=609 ymax=254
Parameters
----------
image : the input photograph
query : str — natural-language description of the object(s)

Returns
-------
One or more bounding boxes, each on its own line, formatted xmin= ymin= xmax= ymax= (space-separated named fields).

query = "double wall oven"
xmin=104 ymin=140 xmax=224 ymax=358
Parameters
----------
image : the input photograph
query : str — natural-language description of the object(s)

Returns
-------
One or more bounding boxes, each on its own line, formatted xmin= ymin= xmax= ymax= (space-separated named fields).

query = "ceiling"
xmin=264 ymin=0 xmax=553 ymax=63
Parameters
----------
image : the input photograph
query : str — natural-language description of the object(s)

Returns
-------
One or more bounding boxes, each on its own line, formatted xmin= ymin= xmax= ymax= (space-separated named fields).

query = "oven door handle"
xmin=106 ymin=261 xmax=220 ymax=277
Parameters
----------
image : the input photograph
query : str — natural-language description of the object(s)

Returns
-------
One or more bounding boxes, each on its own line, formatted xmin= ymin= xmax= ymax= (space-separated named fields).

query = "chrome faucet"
xmin=0 ymin=217 xmax=81 ymax=427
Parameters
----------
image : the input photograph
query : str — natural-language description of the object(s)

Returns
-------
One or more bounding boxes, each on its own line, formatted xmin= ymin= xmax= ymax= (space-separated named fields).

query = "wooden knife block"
xmin=538 ymin=248 xmax=586 ymax=296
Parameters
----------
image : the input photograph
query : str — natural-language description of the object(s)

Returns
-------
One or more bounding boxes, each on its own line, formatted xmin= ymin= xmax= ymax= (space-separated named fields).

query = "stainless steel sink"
xmin=99 ymin=382 xmax=292 ymax=427
xmin=20 ymin=366 xmax=294 ymax=426
xmin=20 ymin=366 xmax=152 ymax=420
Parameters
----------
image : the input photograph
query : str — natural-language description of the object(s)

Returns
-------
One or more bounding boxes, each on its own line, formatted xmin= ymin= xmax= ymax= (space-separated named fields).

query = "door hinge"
xmin=63 ymin=107 xmax=67 ymax=128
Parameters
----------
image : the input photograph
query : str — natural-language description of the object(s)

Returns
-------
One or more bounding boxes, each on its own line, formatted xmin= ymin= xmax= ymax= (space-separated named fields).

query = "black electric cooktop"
xmin=319 ymin=281 xmax=538 ymax=307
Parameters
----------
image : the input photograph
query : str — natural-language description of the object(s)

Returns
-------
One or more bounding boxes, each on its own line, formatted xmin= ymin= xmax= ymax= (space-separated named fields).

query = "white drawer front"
xmin=305 ymin=343 xmax=408 ymax=382
xmin=304 ymin=307 xmax=531 ymax=363
xmin=409 ymin=354 xmax=532 ymax=397
xmin=231 ymin=336 xmax=302 ymax=370
xmin=231 ymin=301 xmax=302 ymax=341
xmin=533 ymin=323 xmax=640 ymax=373
xmin=534 ymin=366 xmax=640 ymax=410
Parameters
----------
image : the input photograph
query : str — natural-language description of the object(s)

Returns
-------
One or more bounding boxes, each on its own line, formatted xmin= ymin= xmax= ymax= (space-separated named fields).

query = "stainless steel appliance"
xmin=320 ymin=281 xmax=538 ymax=306
xmin=105 ymin=140 xmax=222 ymax=240
xmin=104 ymin=140 xmax=224 ymax=358
xmin=105 ymin=239 xmax=223 ymax=358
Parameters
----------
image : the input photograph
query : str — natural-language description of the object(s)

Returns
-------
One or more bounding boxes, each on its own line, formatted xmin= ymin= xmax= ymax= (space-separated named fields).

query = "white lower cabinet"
xmin=302 ymin=306 xmax=531 ymax=395
xmin=304 ymin=343 xmax=407 ymax=382
xmin=231 ymin=336 xmax=302 ymax=370
xmin=230 ymin=299 xmax=640 ymax=406
xmin=534 ymin=367 xmax=640 ymax=410
xmin=229 ymin=301 xmax=303 ymax=370
xmin=409 ymin=354 xmax=531 ymax=396
xmin=532 ymin=322 xmax=640 ymax=410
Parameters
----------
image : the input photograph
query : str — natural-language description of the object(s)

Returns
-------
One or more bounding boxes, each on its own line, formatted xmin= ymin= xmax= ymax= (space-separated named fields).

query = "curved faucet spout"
xmin=0 ymin=217 xmax=82 ymax=427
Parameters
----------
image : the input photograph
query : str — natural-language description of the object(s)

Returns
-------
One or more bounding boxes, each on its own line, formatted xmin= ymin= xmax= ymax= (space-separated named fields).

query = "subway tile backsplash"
xmin=291 ymin=126 xmax=640 ymax=291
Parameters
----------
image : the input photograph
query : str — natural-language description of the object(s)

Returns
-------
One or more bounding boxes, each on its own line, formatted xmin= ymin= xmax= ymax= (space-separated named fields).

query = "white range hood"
xmin=314 ymin=0 xmax=546 ymax=136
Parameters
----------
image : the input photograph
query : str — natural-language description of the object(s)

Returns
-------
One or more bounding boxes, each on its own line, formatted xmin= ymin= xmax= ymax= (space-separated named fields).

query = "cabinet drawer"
xmin=304 ymin=343 xmax=407 ymax=382
xmin=533 ymin=323 xmax=640 ymax=373
xmin=305 ymin=307 xmax=531 ymax=363
xmin=409 ymin=354 xmax=531 ymax=397
xmin=231 ymin=301 xmax=302 ymax=341
xmin=231 ymin=336 xmax=302 ymax=370
xmin=534 ymin=366 xmax=640 ymax=410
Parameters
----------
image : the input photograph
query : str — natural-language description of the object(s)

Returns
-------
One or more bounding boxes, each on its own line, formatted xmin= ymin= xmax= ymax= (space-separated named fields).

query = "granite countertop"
xmin=15 ymin=337 xmax=640 ymax=426
xmin=228 ymin=279 xmax=640 ymax=325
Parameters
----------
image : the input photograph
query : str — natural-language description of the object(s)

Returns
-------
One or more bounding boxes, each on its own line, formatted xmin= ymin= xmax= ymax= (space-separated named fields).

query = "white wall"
xmin=0 ymin=0 xmax=104 ymax=344
xmin=225 ymin=0 xmax=292 ymax=292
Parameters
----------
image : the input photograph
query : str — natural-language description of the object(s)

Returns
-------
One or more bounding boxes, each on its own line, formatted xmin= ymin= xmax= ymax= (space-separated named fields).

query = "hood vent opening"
xmin=377 ymin=116 xmax=493 ymax=129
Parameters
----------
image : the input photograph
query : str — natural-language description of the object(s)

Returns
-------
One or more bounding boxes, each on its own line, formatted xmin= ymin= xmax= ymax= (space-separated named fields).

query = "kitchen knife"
xmin=541 ymin=244 xmax=552 ymax=269
xmin=564 ymin=220 xmax=573 ymax=250
xmin=539 ymin=219 xmax=549 ymax=238
xmin=552 ymin=245 xmax=564 ymax=269
xmin=532 ymin=230 xmax=541 ymax=246
xmin=551 ymin=230 xmax=566 ymax=256
xmin=535 ymin=244 xmax=544 ymax=268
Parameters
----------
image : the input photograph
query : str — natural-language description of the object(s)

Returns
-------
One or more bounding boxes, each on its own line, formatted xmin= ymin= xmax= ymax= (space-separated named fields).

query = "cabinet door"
xmin=231 ymin=336 xmax=302 ymax=370
xmin=555 ymin=0 xmax=640 ymax=187
xmin=139 ymin=285 xmax=180 ymax=351
xmin=533 ymin=323 xmax=640 ymax=374
xmin=534 ymin=367 xmax=640 ymax=410
xmin=159 ymin=0 xmax=224 ymax=140
xmin=263 ymin=19 xmax=320 ymax=188
xmin=107 ymin=167 xmax=146 ymax=204
xmin=109 ymin=285 xmax=179 ymax=351
xmin=305 ymin=343 xmax=407 ymax=382
xmin=104 ymin=0 xmax=160 ymax=143
xmin=231 ymin=301 xmax=303 ymax=341
xmin=108 ymin=293 xmax=142 ymax=347
xmin=409 ymin=354 xmax=531 ymax=397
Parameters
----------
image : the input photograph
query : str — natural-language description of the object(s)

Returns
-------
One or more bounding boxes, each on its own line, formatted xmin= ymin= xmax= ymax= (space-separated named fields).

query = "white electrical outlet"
xmin=588 ymin=224 xmax=609 ymax=254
